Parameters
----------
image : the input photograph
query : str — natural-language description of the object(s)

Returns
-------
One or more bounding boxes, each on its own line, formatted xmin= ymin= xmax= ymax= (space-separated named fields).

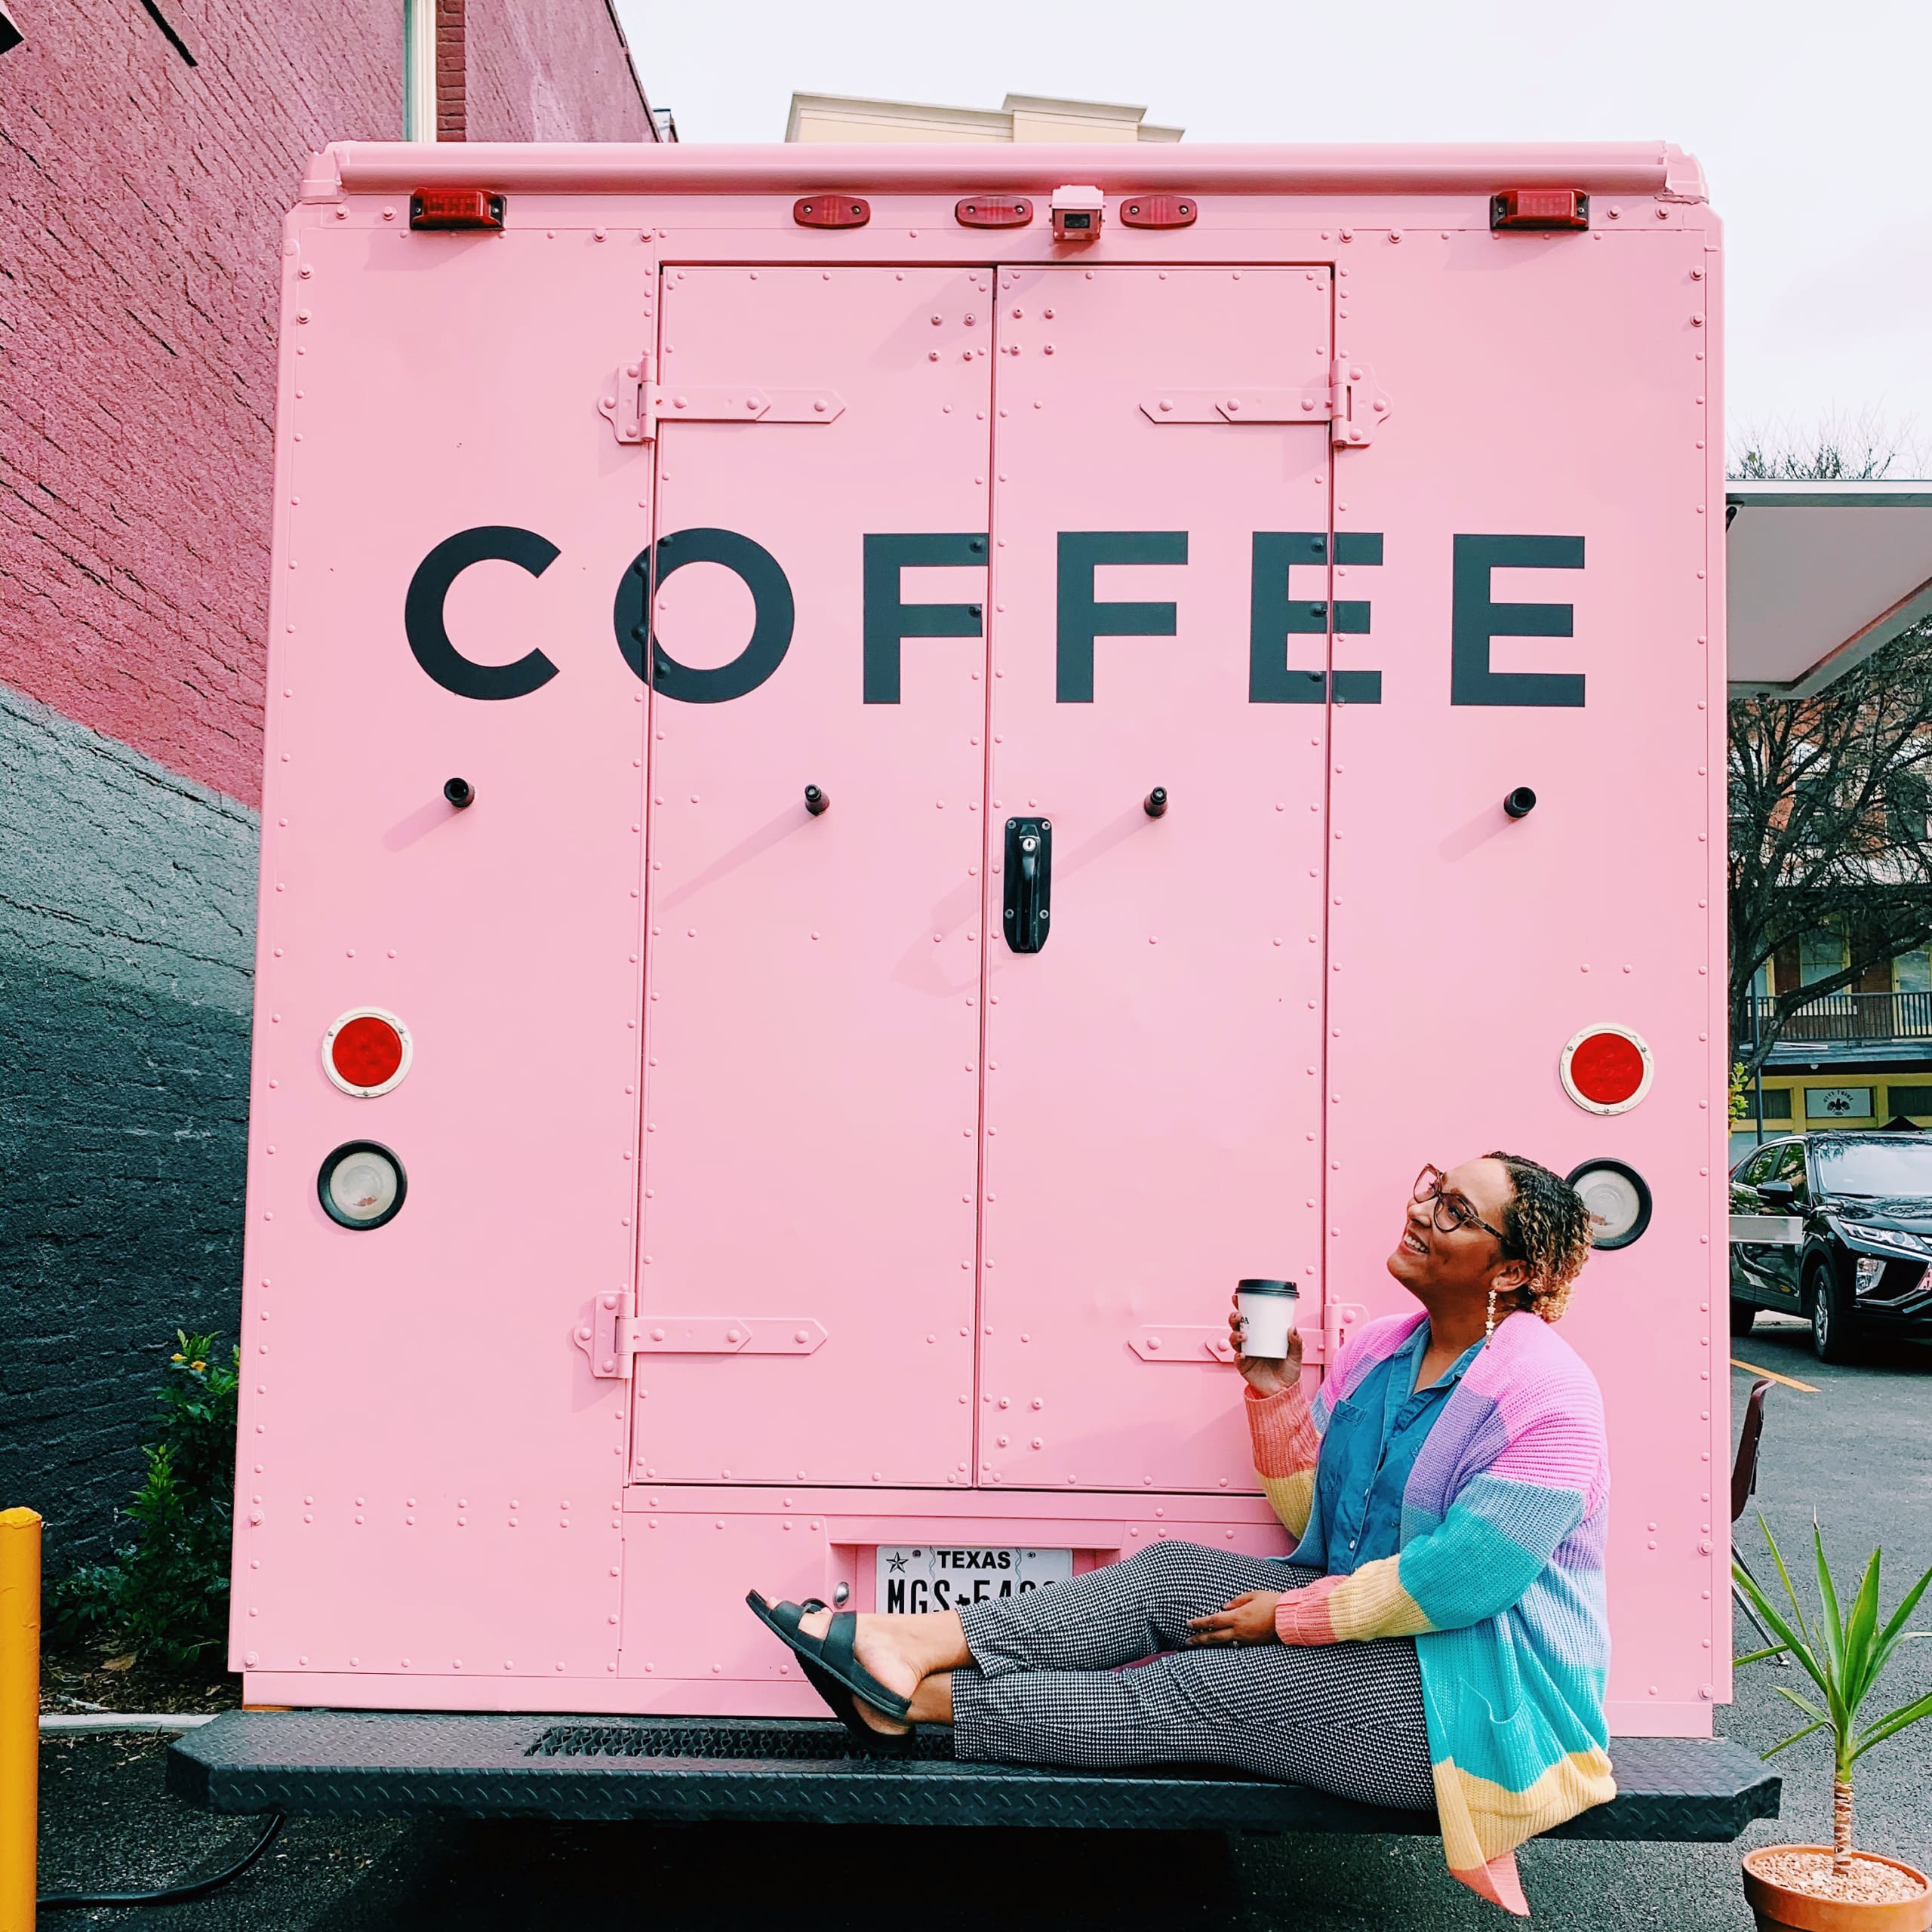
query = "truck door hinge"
xmin=599 ymin=366 xmax=848 ymax=446
xmin=598 ymin=355 xmax=655 ymax=445
xmin=654 ymin=386 xmax=845 ymax=425
xmin=1124 ymin=1299 xmax=1364 ymax=1369
xmin=574 ymin=1297 xmax=828 ymax=1378
xmin=1309 ymin=1300 xmax=1367 ymax=1368
xmin=1327 ymin=360 xmax=1390 ymax=448
xmin=1137 ymin=363 xmax=1390 ymax=447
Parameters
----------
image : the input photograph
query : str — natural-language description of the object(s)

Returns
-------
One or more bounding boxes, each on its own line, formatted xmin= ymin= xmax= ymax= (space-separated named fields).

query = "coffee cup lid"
xmin=1236 ymin=1278 xmax=1298 ymax=1297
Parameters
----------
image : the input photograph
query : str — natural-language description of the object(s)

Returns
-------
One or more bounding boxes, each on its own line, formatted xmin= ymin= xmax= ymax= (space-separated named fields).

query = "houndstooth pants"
xmin=949 ymin=1539 xmax=1436 ymax=1810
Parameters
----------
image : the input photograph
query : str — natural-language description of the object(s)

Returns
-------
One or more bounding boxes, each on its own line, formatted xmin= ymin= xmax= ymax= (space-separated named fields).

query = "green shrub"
xmin=49 ymin=1332 xmax=239 ymax=1667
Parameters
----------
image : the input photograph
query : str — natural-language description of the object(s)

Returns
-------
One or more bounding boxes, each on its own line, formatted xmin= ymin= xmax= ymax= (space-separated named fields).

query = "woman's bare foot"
xmin=795 ymin=1607 xmax=968 ymax=1737
xmin=907 ymin=1672 xmax=954 ymax=1724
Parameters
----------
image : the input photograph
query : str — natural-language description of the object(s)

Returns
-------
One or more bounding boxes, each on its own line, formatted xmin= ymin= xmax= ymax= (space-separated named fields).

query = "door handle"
xmin=1003 ymin=817 xmax=1051 ymax=953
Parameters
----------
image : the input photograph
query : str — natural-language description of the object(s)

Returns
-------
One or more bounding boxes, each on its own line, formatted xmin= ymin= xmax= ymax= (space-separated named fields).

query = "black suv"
xmin=1729 ymin=1131 xmax=1932 ymax=1361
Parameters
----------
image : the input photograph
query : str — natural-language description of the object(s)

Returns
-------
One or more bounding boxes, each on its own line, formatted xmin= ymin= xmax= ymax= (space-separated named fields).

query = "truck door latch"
xmin=1003 ymin=817 xmax=1052 ymax=953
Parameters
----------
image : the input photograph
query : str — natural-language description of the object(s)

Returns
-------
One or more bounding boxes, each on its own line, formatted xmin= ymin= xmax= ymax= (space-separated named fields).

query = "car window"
xmin=1774 ymin=1141 xmax=1809 ymax=1200
xmin=1737 ymin=1147 xmax=1777 ymax=1186
xmin=1809 ymin=1137 xmax=1932 ymax=1198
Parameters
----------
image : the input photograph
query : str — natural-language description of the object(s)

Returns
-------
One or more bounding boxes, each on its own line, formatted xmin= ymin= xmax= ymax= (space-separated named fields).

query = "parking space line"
xmin=1730 ymin=1358 xmax=1819 ymax=1393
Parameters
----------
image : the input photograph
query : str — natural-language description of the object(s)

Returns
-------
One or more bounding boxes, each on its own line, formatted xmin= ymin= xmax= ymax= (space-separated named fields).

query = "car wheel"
xmin=1807 ymin=1263 xmax=1857 ymax=1364
xmin=1729 ymin=1300 xmax=1757 ymax=1337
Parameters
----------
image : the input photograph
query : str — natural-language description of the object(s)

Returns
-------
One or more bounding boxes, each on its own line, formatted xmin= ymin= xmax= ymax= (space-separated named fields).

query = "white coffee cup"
xmin=1235 ymin=1279 xmax=1300 ymax=1360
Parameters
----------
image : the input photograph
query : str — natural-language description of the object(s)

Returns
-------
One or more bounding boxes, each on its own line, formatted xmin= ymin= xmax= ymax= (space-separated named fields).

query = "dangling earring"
xmin=1484 ymin=1284 xmax=1499 ymax=1344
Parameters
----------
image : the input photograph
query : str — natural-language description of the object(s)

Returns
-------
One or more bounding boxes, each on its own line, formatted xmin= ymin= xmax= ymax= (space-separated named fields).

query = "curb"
xmin=40 ymin=1712 xmax=222 ymax=1735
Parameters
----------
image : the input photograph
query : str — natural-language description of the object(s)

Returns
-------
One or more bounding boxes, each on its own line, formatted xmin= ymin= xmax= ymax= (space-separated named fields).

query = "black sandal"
xmin=786 ymin=1598 xmax=897 ymax=1749
xmin=746 ymin=1592 xmax=915 ymax=1754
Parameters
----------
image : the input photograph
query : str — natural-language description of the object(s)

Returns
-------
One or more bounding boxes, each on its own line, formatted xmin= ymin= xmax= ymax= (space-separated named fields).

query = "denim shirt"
xmin=1303 ymin=1322 xmax=1482 ymax=1577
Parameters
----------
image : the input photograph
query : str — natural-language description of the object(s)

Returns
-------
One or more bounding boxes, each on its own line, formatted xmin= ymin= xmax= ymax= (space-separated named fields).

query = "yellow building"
xmin=1741 ymin=1075 xmax=1932 ymax=1137
xmin=786 ymin=91 xmax=1182 ymax=144
xmin=1737 ymin=939 xmax=1932 ymax=1147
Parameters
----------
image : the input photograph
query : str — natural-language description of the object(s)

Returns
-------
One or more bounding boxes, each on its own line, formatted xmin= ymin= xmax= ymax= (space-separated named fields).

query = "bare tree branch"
xmin=1728 ymin=435 xmax=1932 ymax=1077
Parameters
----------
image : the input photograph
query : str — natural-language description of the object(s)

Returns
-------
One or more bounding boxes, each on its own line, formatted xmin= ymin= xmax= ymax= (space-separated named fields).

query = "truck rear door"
xmin=976 ymin=266 xmax=1335 ymax=1490
xmin=635 ymin=262 xmax=1334 ymax=1501
xmin=635 ymin=267 xmax=993 ymax=1487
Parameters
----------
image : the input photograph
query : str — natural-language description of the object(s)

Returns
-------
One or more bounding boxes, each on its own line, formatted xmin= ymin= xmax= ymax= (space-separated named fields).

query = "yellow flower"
xmin=190 ymin=1361 xmax=206 ymax=1373
xmin=171 ymin=1353 xmax=184 ymax=1361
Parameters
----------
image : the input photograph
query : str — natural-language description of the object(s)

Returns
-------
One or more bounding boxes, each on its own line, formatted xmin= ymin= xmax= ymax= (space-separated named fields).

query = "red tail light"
xmin=1490 ymin=189 xmax=1589 ymax=232
xmin=323 ymin=1008 xmax=413 ymax=1096
xmin=1560 ymin=1025 xmax=1652 ymax=1114
xmin=409 ymin=189 xmax=504 ymax=232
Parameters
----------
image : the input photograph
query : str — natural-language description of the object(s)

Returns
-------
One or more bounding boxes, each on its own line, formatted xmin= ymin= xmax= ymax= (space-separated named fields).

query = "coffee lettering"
xmin=405 ymin=526 xmax=561 ymax=701
xmin=863 ymin=534 xmax=986 ymax=703
xmin=405 ymin=527 xmax=1589 ymax=710
xmin=1451 ymin=534 xmax=1586 ymax=707
xmin=614 ymin=527 xmax=795 ymax=703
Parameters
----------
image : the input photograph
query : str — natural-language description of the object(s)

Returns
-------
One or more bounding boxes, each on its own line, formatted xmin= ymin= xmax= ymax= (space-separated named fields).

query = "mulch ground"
xmin=42 ymin=1640 xmax=241 ymax=1715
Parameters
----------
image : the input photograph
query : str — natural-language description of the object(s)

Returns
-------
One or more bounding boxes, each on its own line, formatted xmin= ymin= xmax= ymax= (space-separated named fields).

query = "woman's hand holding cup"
xmin=1229 ymin=1292 xmax=1302 ymax=1395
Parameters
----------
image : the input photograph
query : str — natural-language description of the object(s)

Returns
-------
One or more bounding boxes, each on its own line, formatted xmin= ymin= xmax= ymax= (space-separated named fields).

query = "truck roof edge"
xmin=310 ymin=139 xmax=1699 ymax=202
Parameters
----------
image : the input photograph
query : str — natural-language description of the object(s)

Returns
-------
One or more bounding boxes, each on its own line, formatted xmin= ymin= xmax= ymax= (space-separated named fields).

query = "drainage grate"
xmin=528 ymin=1722 xmax=955 ymax=1762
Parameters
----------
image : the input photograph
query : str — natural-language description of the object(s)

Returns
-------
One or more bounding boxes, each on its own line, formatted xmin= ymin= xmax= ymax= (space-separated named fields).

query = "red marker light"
xmin=1560 ymin=1026 xmax=1652 ymax=1114
xmin=322 ymin=1008 xmax=413 ymax=1097
xmin=409 ymin=189 xmax=504 ymax=232
xmin=1120 ymin=195 xmax=1197 ymax=230
xmin=955 ymin=196 xmax=1032 ymax=229
xmin=1491 ymin=189 xmax=1589 ymax=232
xmin=794 ymin=196 xmax=869 ymax=229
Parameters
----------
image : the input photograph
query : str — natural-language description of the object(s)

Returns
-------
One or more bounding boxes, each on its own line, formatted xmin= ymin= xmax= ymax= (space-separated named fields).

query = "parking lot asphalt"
xmin=35 ymin=1315 xmax=1932 ymax=1930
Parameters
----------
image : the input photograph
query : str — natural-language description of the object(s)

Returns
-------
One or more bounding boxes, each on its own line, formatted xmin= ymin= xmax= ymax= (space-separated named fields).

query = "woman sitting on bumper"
xmin=750 ymin=1151 xmax=1612 ymax=1916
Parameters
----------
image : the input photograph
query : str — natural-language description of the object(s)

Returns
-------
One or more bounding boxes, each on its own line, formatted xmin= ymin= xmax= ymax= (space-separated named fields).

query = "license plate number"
xmin=874 ymin=1545 xmax=1074 ymax=1613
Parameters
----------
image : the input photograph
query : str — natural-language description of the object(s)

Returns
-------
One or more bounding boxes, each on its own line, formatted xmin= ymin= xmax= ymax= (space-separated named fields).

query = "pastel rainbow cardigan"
xmin=1246 ymin=1308 xmax=1615 ymax=1914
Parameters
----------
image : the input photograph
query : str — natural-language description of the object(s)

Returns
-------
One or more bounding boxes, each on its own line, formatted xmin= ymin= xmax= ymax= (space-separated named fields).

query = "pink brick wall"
xmin=1 ymin=0 xmax=655 ymax=1566
xmin=437 ymin=0 xmax=469 ymax=140
xmin=0 ymin=0 xmax=651 ymax=808
xmin=461 ymin=0 xmax=652 ymax=143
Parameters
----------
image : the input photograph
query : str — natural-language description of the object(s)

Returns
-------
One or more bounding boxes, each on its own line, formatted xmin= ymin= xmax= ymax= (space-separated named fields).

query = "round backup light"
xmin=317 ymin=1141 xmax=407 ymax=1230
xmin=322 ymin=1008 xmax=411 ymax=1097
xmin=1559 ymin=1023 xmax=1653 ymax=1115
xmin=1566 ymin=1158 xmax=1653 ymax=1251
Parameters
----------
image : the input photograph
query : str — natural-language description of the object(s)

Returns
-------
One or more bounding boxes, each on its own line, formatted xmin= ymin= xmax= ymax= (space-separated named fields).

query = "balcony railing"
xmin=1750 ymin=990 xmax=1932 ymax=1044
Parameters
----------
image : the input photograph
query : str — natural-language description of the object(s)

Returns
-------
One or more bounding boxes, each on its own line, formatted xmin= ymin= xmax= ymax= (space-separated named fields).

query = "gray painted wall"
xmin=1 ymin=685 xmax=257 ymax=1570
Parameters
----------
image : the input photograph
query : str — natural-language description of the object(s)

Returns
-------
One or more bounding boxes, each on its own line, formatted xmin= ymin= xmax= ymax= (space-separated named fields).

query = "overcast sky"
xmin=617 ymin=0 xmax=1932 ymax=475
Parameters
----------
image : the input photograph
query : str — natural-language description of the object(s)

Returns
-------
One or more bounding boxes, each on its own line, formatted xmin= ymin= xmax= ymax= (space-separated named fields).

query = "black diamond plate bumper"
xmin=167 ymin=1712 xmax=1778 ymax=1841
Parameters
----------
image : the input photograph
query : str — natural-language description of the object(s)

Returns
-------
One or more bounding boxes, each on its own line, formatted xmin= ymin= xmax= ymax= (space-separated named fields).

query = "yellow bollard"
xmin=0 ymin=1508 xmax=40 ymax=1932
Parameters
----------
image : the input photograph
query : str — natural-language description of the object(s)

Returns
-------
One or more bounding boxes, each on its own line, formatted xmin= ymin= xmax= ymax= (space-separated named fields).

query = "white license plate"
xmin=874 ymin=1545 xmax=1074 ymax=1613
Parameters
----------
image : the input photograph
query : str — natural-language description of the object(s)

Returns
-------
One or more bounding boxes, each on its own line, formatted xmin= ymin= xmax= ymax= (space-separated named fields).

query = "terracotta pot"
xmin=1743 ymin=1846 xmax=1932 ymax=1932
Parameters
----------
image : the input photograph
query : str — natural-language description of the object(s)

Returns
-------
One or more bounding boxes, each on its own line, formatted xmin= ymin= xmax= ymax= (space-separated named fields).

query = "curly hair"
xmin=1484 ymin=1151 xmax=1595 ymax=1323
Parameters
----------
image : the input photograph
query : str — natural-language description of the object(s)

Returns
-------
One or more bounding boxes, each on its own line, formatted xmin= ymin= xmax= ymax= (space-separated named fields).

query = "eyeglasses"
xmin=1412 ymin=1164 xmax=1513 ymax=1248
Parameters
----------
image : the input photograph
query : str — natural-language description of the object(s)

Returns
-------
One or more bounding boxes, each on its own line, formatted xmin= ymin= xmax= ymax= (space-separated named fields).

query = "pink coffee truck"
xmin=174 ymin=140 xmax=1778 ymax=1841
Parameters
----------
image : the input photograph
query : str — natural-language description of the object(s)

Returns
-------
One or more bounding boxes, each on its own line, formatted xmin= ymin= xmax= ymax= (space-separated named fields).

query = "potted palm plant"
xmin=1734 ymin=1520 xmax=1932 ymax=1931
